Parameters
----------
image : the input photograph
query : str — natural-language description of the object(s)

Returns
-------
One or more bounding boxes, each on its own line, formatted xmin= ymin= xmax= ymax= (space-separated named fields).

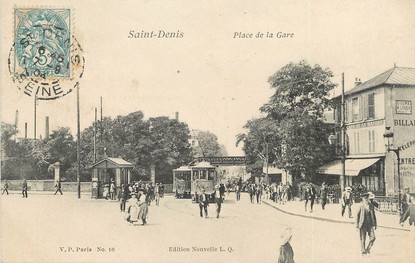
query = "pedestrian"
xmin=219 ymin=183 xmax=226 ymax=200
xmin=109 ymin=181 xmax=115 ymax=200
xmin=304 ymin=184 xmax=316 ymax=212
xmin=286 ymin=182 xmax=292 ymax=201
xmin=249 ymin=184 xmax=255 ymax=204
xmin=2 ymin=179 xmax=9 ymax=195
xmin=154 ymin=183 xmax=161 ymax=206
xmin=320 ymin=182 xmax=328 ymax=210
xmin=137 ymin=188 xmax=149 ymax=225
xmin=54 ymin=179 xmax=63 ymax=195
xmin=159 ymin=183 xmax=165 ymax=198
xmin=126 ymin=192 xmax=139 ymax=225
xmin=256 ymin=184 xmax=262 ymax=204
xmin=214 ymin=184 xmax=223 ymax=218
xmin=198 ymin=188 xmax=209 ymax=218
xmin=356 ymin=192 xmax=377 ymax=255
xmin=400 ymin=195 xmax=415 ymax=242
xmin=120 ymin=183 xmax=130 ymax=212
xmin=277 ymin=227 xmax=295 ymax=263
xmin=235 ymin=184 xmax=241 ymax=201
xmin=341 ymin=186 xmax=353 ymax=218
xmin=272 ymin=183 xmax=277 ymax=202
xmin=401 ymin=187 xmax=412 ymax=216
xmin=277 ymin=182 xmax=284 ymax=204
xmin=22 ymin=179 xmax=28 ymax=198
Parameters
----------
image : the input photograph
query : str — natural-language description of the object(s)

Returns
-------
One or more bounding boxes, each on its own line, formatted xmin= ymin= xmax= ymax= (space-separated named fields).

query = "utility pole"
xmin=34 ymin=95 xmax=37 ymax=139
xmin=340 ymin=73 xmax=346 ymax=192
xmin=94 ymin=107 xmax=97 ymax=163
xmin=77 ymin=83 xmax=81 ymax=199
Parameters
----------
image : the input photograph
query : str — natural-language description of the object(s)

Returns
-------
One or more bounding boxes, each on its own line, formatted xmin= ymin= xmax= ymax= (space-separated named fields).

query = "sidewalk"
xmin=263 ymin=198 xmax=410 ymax=232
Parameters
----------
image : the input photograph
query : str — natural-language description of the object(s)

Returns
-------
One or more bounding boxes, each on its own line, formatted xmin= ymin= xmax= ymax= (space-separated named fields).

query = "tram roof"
xmin=192 ymin=161 xmax=215 ymax=169
xmin=173 ymin=166 xmax=191 ymax=171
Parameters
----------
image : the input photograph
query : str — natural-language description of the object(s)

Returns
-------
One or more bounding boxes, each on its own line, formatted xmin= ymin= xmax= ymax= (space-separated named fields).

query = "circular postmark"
xmin=8 ymin=35 xmax=85 ymax=100
xmin=9 ymin=9 xmax=85 ymax=100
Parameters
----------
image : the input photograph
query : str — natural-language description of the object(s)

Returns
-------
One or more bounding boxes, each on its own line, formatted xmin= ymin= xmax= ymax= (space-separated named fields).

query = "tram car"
xmin=190 ymin=161 xmax=218 ymax=203
xmin=172 ymin=166 xmax=192 ymax=198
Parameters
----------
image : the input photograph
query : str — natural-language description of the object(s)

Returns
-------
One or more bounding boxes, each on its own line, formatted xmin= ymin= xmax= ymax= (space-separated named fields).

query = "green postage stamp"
xmin=14 ymin=9 xmax=71 ymax=79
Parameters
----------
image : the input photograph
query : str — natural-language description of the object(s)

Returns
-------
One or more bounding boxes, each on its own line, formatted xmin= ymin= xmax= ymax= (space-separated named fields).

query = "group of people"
xmin=197 ymin=183 xmax=225 ymax=219
xmin=119 ymin=181 xmax=165 ymax=226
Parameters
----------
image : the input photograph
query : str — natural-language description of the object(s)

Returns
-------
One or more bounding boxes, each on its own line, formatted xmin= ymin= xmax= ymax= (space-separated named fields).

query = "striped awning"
xmin=317 ymin=158 xmax=380 ymax=176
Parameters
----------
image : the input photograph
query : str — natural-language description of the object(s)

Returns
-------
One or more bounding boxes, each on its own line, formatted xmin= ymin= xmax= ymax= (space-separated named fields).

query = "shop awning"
xmin=317 ymin=158 xmax=380 ymax=176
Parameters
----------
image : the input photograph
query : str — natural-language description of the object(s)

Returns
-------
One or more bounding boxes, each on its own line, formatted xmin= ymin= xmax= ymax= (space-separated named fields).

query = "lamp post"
xmin=383 ymin=126 xmax=401 ymax=214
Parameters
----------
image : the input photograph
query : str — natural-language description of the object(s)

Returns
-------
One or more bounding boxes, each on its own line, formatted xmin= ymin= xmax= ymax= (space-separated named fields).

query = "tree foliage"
xmin=191 ymin=130 xmax=225 ymax=158
xmin=239 ymin=61 xmax=336 ymax=181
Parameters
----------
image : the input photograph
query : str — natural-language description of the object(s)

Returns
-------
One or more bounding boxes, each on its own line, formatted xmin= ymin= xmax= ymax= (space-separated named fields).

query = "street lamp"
xmin=383 ymin=126 xmax=401 ymax=214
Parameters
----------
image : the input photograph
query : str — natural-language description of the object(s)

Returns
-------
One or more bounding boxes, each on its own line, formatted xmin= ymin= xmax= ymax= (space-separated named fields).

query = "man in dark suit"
xmin=402 ymin=187 xmax=412 ymax=216
xmin=22 ymin=179 xmax=28 ymax=198
xmin=356 ymin=192 xmax=377 ymax=255
xmin=54 ymin=179 xmax=63 ymax=195
xmin=199 ymin=188 xmax=209 ymax=218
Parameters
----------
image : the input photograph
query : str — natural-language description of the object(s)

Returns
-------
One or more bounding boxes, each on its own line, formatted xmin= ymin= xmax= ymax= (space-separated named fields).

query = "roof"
xmin=173 ymin=166 xmax=191 ymax=171
xmin=192 ymin=161 xmax=215 ymax=169
xmin=90 ymin=157 xmax=133 ymax=169
xmin=342 ymin=67 xmax=415 ymax=97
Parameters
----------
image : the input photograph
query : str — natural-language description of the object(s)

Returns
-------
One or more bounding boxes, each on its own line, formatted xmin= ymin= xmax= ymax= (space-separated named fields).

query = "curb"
xmin=263 ymin=201 xmax=409 ymax=232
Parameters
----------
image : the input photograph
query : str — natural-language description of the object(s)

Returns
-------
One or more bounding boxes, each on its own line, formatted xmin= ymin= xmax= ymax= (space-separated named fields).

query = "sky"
xmin=1 ymin=0 xmax=415 ymax=156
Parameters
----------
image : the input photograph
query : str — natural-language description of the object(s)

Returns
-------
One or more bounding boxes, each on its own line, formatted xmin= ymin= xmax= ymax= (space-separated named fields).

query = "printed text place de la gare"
xmin=233 ymin=31 xmax=294 ymax=38
xmin=128 ymin=30 xmax=184 ymax=38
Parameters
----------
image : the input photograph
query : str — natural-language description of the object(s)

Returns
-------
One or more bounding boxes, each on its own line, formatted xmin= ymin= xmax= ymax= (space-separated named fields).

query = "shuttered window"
xmin=368 ymin=93 xmax=375 ymax=119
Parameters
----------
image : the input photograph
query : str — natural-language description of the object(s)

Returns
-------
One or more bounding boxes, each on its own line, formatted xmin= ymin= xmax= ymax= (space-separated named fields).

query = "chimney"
xmin=45 ymin=116 xmax=49 ymax=139
xmin=354 ymin=77 xmax=362 ymax=87
xmin=175 ymin=112 xmax=179 ymax=121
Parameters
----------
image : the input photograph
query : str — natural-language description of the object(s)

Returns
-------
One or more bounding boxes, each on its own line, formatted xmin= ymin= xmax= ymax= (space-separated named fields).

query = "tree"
xmin=80 ymin=111 xmax=192 ymax=183
xmin=236 ymin=117 xmax=280 ymax=175
xmin=257 ymin=60 xmax=336 ymax=181
xmin=191 ymin=130 xmax=224 ymax=157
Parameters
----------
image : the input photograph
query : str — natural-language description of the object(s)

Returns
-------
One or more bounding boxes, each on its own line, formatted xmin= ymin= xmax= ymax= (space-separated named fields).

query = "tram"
xmin=173 ymin=161 xmax=219 ymax=202
xmin=172 ymin=166 xmax=192 ymax=198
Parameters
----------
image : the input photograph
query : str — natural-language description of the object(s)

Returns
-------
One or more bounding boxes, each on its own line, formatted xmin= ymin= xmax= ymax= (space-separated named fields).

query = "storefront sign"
xmin=394 ymin=119 xmax=415 ymax=126
xmin=347 ymin=119 xmax=384 ymax=129
xmin=396 ymin=100 xmax=412 ymax=115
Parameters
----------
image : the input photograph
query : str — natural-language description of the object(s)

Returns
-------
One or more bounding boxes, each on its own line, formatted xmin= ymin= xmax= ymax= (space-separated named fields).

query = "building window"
xmin=368 ymin=93 xmax=375 ymax=119
xmin=352 ymin=98 xmax=360 ymax=121
xmin=353 ymin=131 xmax=360 ymax=154
xmin=362 ymin=175 xmax=379 ymax=191
xmin=368 ymin=130 xmax=375 ymax=153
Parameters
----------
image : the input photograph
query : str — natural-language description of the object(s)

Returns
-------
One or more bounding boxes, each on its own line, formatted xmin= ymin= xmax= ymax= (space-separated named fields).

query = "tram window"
xmin=208 ymin=170 xmax=215 ymax=180
xmin=185 ymin=172 xmax=191 ymax=181
xmin=193 ymin=170 xmax=199 ymax=180
xmin=200 ymin=170 xmax=207 ymax=180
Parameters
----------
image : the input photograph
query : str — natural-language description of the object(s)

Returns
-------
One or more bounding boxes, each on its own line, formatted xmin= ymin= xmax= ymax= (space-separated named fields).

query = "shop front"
xmin=317 ymin=156 xmax=385 ymax=195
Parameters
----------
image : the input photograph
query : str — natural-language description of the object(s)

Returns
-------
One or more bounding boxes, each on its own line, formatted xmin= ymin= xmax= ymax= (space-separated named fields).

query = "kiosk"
xmin=90 ymin=157 xmax=133 ymax=199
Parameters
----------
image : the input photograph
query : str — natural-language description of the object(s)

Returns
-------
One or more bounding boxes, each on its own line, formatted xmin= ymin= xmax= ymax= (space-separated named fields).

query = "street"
xmin=1 ymin=192 xmax=413 ymax=263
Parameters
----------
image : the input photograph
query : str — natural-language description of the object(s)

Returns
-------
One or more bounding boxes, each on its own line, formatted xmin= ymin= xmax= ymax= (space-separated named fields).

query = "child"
xmin=278 ymin=227 xmax=294 ymax=263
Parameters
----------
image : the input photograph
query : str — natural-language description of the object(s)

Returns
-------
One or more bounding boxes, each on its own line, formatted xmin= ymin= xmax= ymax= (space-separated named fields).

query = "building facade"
xmin=320 ymin=67 xmax=415 ymax=196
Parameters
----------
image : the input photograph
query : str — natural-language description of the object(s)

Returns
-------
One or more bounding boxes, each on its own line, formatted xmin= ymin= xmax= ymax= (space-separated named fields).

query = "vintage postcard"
xmin=1 ymin=1 xmax=415 ymax=263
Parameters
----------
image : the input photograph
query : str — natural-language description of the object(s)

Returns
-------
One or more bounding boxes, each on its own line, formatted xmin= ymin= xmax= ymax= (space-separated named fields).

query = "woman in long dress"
xmin=137 ymin=188 xmax=149 ymax=225
xmin=126 ymin=192 xmax=139 ymax=225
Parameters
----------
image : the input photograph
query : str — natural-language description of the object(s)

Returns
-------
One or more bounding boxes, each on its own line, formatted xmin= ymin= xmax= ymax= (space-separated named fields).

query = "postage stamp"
xmin=14 ymin=8 xmax=71 ymax=79
xmin=9 ymin=8 xmax=85 ymax=100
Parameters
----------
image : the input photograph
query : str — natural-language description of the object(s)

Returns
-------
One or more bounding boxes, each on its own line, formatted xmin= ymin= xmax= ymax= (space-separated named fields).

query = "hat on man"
xmin=345 ymin=186 xmax=352 ymax=191
xmin=360 ymin=192 xmax=369 ymax=198
xmin=130 ymin=192 xmax=137 ymax=197
xmin=368 ymin=192 xmax=375 ymax=199
xmin=279 ymin=227 xmax=293 ymax=245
